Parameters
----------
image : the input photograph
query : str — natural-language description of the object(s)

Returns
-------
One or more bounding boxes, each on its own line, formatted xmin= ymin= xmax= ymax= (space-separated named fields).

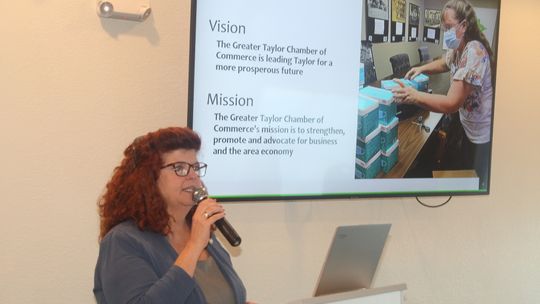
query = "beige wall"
xmin=1 ymin=0 xmax=539 ymax=303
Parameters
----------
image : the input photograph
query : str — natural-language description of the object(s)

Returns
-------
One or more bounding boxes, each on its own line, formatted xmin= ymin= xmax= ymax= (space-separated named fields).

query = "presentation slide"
xmin=190 ymin=0 xmax=479 ymax=199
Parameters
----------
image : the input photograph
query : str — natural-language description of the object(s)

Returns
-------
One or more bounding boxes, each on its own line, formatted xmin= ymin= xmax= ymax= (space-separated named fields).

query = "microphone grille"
xmin=192 ymin=186 xmax=208 ymax=204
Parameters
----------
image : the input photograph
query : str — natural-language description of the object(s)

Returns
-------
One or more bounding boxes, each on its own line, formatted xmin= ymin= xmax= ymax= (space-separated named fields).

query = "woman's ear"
xmin=460 ymin=20 xmax=468 ymax=32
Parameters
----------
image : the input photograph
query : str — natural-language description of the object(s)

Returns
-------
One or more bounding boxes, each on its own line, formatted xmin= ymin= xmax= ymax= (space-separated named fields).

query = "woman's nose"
xmin=186 ymin=167 xmax=200 ymax=179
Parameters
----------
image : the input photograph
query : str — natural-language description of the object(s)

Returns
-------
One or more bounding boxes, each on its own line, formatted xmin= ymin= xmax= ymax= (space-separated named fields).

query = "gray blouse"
xmin=195 ymin=255 xmax=236 ymax=304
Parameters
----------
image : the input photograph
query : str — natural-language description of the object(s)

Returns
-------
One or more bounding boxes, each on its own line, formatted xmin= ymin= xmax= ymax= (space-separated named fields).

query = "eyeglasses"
xmin=161 ymin=162 xmax=207 ymax=177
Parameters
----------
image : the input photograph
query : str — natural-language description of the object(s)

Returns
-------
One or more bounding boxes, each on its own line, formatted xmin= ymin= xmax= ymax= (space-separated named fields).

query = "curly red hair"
xmin=98 ymin=127 xmax=201 ymax=240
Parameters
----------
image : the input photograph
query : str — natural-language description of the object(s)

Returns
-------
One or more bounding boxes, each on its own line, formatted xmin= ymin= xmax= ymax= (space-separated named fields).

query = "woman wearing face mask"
xmin=392 ymin=0 xmax=495 ymax=189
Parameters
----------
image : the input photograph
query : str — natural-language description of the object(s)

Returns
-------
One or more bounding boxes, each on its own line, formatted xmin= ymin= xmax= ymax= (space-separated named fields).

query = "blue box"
xmin=355 ymin=151 xmax=381 ymax=179
xmin=359 ymin=63 xmax=365 ymax=88
xmin=356 ymin=125 xmax=381 ymax=163
xmin=381 ymin=140 xmax=399 ymax=173
xmin=411 ymin=73 xmax=429 ymax=92
xmin=359 ymin=86 xmax=395 ymax=124
xmin=381 ymin=79 xmax=415 ymax=90
xmin=360 ymin=85 xmax=394 ymax=102
xmin=380 ymin=79 xmax=401 ymax=90
xmin=402 ymin=79 xmax=415 ymax=87
xmin=357 ymin=96 xmax=379 ymax=138
xmin=378 ymin=97 xmax=396 ymax=125
xmin=380 ymin=116 xmax=399 ymax=151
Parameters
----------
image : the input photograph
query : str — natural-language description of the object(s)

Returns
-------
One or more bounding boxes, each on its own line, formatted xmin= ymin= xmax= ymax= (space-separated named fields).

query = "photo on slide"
xmin=188 ymin=0 xmax=500 ymax=200
xmin=367 ymin=0 xmax=389 ymax=20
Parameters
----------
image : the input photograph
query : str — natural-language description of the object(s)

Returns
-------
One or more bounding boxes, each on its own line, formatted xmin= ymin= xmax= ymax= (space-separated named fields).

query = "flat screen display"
xmin=188 ymin=0 xmax=500 ymax=201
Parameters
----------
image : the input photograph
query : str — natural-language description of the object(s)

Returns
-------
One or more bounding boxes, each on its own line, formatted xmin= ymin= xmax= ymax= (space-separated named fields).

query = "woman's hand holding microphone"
xmin=189 ymin=198 xmax=225 ymax=251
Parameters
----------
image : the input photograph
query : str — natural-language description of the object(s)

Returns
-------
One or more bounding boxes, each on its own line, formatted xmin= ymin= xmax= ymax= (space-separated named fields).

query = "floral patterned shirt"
xmin=446 ymin=40 xmax=493 ymax=144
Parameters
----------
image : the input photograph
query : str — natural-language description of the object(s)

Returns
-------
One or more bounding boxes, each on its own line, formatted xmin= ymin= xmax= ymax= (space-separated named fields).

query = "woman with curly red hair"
xmin=93 ymin=127 xmax=250 ymax=304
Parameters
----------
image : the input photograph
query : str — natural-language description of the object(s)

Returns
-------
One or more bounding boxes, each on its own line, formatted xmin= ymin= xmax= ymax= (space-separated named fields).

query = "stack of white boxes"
xmin=355 ymin=74 xmax=429 ymax=178
xmin=356 ymin=86 xmax=399 ymax=178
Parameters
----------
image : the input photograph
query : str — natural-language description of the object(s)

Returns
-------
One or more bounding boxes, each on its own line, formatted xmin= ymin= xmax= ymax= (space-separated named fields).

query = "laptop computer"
xmin=313 ymin=224 xmax=391 ymax=297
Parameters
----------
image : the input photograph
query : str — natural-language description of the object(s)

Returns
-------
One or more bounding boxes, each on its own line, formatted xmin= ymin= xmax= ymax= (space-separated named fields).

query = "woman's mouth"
xmin=182 ymin=186 xmax=196 ymax=193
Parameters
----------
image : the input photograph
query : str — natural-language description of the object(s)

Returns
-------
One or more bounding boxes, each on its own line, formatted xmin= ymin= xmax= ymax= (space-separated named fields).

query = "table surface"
xmin=381 ymin=110 xmax=443 ymax=178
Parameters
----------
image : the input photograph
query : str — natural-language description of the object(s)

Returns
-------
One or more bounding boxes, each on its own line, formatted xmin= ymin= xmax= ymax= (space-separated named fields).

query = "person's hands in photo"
xmin=392 ymin=79 xmax=420 ymax=105
xmin=404 ymin=67 xmax=422 ymax=80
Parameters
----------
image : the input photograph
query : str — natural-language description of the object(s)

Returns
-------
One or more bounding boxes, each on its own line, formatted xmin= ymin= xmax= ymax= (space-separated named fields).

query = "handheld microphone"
xmin=193 ymin=187 xmax=242 ymax=247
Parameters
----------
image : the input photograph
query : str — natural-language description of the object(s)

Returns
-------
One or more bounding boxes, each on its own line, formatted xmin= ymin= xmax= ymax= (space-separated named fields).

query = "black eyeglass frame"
xmin=161 ymin=161 xmax=207 ymax=177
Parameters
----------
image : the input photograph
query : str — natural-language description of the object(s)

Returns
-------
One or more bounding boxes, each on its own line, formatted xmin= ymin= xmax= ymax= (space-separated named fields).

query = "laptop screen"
xmin=313 ymin=224 xmax=391 ymax=297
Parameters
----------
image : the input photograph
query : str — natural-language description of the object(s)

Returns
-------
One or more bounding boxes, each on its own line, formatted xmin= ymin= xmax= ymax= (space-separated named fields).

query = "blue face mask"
xmin=444 ymin=23 xmax=463 ymax=49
